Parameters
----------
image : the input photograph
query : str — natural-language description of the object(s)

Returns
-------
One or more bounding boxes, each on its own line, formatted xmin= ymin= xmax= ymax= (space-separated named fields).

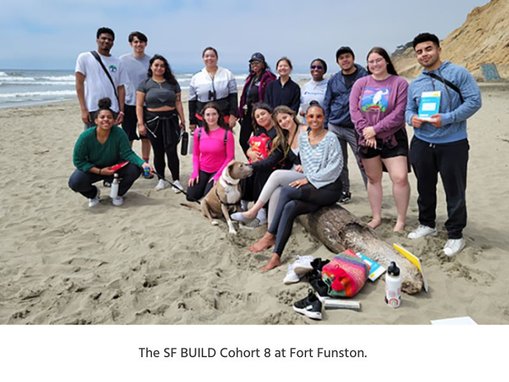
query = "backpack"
xmin=321 ymin=252 xmax=368 ymax=298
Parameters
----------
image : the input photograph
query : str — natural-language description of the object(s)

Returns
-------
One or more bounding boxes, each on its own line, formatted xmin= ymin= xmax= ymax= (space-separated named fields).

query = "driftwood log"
xmin=298 ymin=205 xmax=423 ymax=294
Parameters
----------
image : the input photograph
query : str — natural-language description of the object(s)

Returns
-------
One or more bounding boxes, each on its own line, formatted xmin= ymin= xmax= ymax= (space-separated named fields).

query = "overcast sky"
xmin=2 ymin=0 xmax=489 ymax=72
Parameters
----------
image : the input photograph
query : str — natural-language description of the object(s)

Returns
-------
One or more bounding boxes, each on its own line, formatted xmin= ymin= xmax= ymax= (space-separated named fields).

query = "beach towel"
xmin=321 ymin=252 xmax=368 ymax=298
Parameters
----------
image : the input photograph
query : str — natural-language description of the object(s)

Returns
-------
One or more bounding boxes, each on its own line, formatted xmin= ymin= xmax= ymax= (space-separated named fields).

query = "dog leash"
xmin=152 ymin=170 xmax=200 ymax=205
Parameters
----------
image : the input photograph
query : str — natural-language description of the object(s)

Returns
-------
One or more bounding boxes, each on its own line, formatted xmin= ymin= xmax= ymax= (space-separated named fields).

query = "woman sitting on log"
xmin=249 ymin=103 xmax=344 ymax=272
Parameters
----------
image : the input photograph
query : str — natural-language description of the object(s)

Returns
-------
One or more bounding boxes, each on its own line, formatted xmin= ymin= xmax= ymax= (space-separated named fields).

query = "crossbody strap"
xmin=423 ymin=72 xmax=464 ymax=103
xmin=90 ymin=51 xmax=119 ymax=103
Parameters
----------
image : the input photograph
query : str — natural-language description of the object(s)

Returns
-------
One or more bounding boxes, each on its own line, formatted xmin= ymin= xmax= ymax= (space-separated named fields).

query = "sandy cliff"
xmin=393 ymin=0 xmax=509 ymax=79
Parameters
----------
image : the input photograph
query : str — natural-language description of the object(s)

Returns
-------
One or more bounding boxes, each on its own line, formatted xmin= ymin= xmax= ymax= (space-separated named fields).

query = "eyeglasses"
xmin=310 ymin=65 xmax=324 ymax=70
xmin=367 ymin=58 xmax=385 ymax=65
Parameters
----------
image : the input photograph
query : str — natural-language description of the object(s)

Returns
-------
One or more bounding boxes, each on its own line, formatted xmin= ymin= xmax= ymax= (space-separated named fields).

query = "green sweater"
xmin=73 ymin=126 xmax=145 ymax=172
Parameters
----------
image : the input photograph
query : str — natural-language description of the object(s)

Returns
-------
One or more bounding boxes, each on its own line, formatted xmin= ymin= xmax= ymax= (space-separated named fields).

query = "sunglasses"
xmin=310 ymin=65 xmax=324 ymax=70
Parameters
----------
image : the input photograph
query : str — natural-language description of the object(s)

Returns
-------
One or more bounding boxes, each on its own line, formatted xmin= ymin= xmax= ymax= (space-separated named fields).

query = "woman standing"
xmin=249 ymin=104 xmax=343 ymax=271
xmin=187 ymin=103 xmax=235 ymax=201
xmin=264 ymin=57 xmax=301 ymax=114
xmin=69 ymin=98 xmax=151 ymax=207
xmin=136 ymin=54 xmax=186 ymax=192
xmin=349 ymin=47 xmax=410 ymax=232
xmin=299 ymin=58 xmax=328 ymax=118
xmin=238 ymin=53 xmax=276 ymax=154
xmin=188 ymin=47 xmax=238 ymax=130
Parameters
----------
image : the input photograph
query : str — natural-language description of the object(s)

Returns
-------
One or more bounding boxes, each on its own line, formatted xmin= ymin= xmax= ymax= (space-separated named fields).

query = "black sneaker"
xmin=339 ymin=191 xmax=351 ymax=204
xmin=293 ymin=292 xmax=322 ymax=320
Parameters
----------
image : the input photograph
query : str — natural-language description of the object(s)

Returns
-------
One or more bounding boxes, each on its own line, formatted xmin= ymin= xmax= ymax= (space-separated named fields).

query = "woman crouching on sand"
xmin=251 ymin=104 xmax=344 ymax=272
xmin=186 ymin=102 xmax=235 ymax=201
xmin=68 ymin=98 xmax=151 ymax=207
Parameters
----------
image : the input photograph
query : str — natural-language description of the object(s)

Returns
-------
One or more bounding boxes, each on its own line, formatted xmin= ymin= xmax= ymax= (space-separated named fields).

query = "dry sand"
xmin=1 ymin=83 xmax=508 ymax=324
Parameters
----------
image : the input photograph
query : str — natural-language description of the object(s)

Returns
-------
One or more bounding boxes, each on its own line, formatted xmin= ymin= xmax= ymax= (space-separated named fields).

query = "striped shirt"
xmin=298 ymin=131 xmax=343 ymax=189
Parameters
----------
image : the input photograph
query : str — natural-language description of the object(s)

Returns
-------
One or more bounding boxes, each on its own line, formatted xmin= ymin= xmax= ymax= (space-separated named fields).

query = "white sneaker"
xmin=172 ymin=180 xmax=184 ymax=193
xmin=283 ymin=264 xmax=300 ymax=284
xmin=155 ymin=179 xmax=169 ymax=191
xmin=293 ymin=255 xmax=314 ymax=276
xmin=443 ymin=238 xmax=465 ymax=257
xmin=112 ymin=195 xmax=124 ymax=207
xmin=408 ymin=225 xmax=437 ymax=239
xmin=88 ymin=188 xmax=101 ymax=208
xmin=256 ymin=208 xmax=267 ymax=225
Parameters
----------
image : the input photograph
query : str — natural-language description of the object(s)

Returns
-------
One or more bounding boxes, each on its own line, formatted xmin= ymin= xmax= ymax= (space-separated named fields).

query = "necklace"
xmin=308 ymin=129 xmax=326 ymax=145
xmin=153 ymin=77 xmax=166 ymax=88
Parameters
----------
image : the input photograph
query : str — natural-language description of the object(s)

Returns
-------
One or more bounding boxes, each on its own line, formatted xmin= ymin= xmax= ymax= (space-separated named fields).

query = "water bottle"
xmin=385 ymin=261 xmax=401 ymax=308
xmin=180 ymin=131 xmax=189 ymax=155
xmin=110 ymin=173 xmax=120 ymax=199
xmin=143 ymin=164 xmax=151 ymax=178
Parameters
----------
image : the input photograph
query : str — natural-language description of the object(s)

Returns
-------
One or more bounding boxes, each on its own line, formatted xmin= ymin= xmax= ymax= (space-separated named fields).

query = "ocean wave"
xmin=0 ymin=81 xmax=74 ymax=86
xmin=40 ymin=75 xmax=75 ymax=81
xmin=0 ymin=90 xmax=75 ymax=99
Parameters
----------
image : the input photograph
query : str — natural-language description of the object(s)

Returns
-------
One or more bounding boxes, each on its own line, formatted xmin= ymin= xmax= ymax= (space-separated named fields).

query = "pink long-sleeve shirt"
xmin=191 ymin=127 xmax=235 ymax=181
xmin=349 ymin=75 xmax=408 ymax=146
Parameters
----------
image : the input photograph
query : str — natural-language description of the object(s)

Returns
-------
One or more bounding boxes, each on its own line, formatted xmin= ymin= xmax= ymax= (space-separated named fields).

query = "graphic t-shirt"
xmin=360 ymin=87 xmax=391 ymax=112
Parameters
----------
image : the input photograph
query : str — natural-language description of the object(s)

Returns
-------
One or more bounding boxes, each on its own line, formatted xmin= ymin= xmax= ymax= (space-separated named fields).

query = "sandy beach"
xmin=0 ymin=82 xmax=508 ymax=325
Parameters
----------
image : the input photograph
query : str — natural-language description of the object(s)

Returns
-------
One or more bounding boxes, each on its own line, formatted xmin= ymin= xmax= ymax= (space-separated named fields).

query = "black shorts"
xmin=359 ymin=128 xmax=409 ymax=159
xmin=122 ymin=105 xmax=148 ymax=141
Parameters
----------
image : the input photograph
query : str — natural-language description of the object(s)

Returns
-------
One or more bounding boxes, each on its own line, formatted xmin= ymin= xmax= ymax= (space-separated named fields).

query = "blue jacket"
xmin=323 ymin=64 xmax=368 ymax=127
xmin=405 ymin=61 xmax=482 ymax=144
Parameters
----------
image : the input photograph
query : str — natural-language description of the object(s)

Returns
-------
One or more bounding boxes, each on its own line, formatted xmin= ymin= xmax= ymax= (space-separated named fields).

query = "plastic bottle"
xmin=385 ymin=261 xmax=401 ymax=308
xmin=110 ymin=173 xmax=120 ymax=199
xmin=143 ymin=164 xmax=151 ymax=178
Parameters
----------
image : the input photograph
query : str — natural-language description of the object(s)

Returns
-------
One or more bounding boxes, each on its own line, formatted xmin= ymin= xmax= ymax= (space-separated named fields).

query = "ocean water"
xmin=0 ymin=69 xmax=310 ymax=109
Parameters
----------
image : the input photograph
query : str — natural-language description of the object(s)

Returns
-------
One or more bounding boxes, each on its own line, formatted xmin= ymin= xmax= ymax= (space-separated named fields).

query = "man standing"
xmin=323 ymin=47 xmax=368 ymax=203
xmin=75 ymin=27 xmax=127 ymax=128
xmin=406 ymin=33 xmax=481 ymax=256
xmin=120 ymin=31 xmax=152 ymax=169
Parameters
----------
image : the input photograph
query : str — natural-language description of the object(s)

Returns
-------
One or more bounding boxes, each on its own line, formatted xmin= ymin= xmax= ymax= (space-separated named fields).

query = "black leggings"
xmin=68 ymin=163 xmax=141 ymax=198
xmin=145 ymin=110 xmax=180 ymax=181
xmin=268 ymin=178 xmax=342 ymax=257
xmin=186 ymin=170 xmax=215 ymax=201
xmin=239 ymin=112 xmax=253 ymax=155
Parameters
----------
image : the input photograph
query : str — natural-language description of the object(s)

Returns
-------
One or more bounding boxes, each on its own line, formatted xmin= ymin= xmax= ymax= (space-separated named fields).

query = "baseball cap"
xmin=249 ymin=52 xmax=265 ymax=63
xmin=335 ymin=46 xmax=355 ymax=60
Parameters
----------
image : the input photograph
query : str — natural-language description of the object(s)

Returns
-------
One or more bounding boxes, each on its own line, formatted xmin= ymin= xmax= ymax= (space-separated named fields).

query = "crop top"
xmin=137 ymin=78 xmax=181 ymax=108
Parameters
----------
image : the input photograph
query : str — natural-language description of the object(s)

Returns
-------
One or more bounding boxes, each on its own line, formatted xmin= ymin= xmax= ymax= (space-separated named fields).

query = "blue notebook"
xmin=418 ymin=91 xmax=441 ymax=120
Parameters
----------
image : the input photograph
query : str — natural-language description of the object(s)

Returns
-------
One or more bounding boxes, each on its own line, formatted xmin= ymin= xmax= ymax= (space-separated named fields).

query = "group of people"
xmin=69 ymin=27 xmax=481 ymax=270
